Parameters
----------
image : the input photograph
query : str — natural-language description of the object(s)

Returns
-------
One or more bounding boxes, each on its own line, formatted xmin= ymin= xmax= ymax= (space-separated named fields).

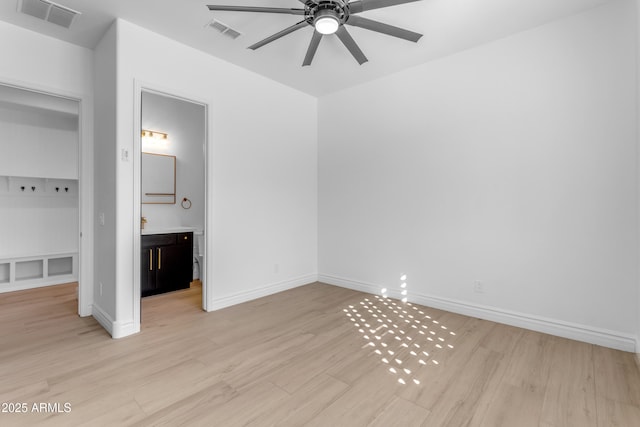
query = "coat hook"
xmin=56 ymin=187 xmax=60 ymax=192
xmin=31 ymin=186 xmax=36 ymax=192
xmin=20 ymin=186 xmax=25 ymax=191
xmin=65 ymin=187 xmax=69 ymax=193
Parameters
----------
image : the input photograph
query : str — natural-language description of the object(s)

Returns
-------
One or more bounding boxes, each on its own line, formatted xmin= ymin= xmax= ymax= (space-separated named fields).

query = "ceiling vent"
xmin=18 ymin=0 xmax=81 ymax=29
xmin=206 ymin=19 xmax=241 ymax=40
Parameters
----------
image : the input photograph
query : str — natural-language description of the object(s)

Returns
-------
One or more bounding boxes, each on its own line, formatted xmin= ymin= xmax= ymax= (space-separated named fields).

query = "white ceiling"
xmin=0 ymin=0 xmax=613 ymax=96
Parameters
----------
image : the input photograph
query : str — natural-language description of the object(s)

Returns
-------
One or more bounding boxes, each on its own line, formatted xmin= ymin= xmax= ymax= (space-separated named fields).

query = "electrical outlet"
xmin=99 ymin=212 xmax=105 ymax=226
xmin=473 ymin=281 xmax=484 ymax=294
xmin=99 ymin=282 xmax=103 ymax=296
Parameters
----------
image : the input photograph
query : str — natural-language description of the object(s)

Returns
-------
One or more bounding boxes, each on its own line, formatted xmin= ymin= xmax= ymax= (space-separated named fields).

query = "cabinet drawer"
xmin=142 ymin=233 xmax=176 ymax=248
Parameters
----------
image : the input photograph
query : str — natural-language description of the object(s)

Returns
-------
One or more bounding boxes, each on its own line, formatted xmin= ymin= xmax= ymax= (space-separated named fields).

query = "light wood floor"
xmin=0 ymin=282 xmax=639 ymax=426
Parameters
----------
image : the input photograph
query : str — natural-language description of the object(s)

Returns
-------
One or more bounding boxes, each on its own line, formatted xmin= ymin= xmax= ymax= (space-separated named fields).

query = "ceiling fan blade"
xmin=347 ymin=15 xmax=422 ymax=42
xmin=207 ymin=5 xmax=306 ymax=16
xmin=248 ymin=20 xmax=309 ymax=50
xmin=349 ymin=0 xmax=422 ymax=14
xmin=335 ymin=26 xmax=368 ymax=65
xmin=303 ymin=31 xmax=323 ymax=66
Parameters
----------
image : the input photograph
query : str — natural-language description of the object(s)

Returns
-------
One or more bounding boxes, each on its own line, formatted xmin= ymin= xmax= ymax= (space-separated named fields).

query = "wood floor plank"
xmin=594 ymin=345 xmax=640 ymax=404
xmin=594 ymin=344 xmax=640 ymax=426
xmin=396 ymin=317 xmax=497 ymax=409
xmin=596 ymin=398 xmax=640 ymax=427
xmin=471 ymin=330 xmax=556 ymax=426
xmin=477 ymin=383 xmax=545 ymax=427
xmin=129 ymin=380 xmax=237 ymax=426
xmin=247 ymin=374 xmax=350 ymax=426
xmin=540 ymin=337 xmax=597 ymax=427
xmin=0 ymin=281 xmax=638 ymax=426
xmin=184 ymin=380 xmax=291 ymax=426
xmin=368 ymin=395 xmax=431 ymax=427
xmin=421 ymin=346 xmax=503 ymax=426
xmin=266 ymin=328 xmax=356 ymax=394
xmin=305 ymin=369 xmax=400 ymax=426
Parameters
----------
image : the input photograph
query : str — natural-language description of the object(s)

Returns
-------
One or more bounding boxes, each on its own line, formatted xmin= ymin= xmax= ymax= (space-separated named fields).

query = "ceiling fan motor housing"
xmin=307 ymin=0 xmax=349 ymax=26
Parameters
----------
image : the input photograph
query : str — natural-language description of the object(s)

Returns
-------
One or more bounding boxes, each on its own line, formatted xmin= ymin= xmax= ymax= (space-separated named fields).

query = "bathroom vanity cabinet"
xmin=141 ymin=232 xmax=192 ymax=297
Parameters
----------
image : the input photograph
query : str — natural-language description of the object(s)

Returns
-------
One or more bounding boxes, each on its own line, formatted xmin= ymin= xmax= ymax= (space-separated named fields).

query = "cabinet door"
xmin=155 ymin=245 xmax=191 ymax=292
xmin=141 ymin=247 xmax=157 ymax=297
xmin=175 ymin=232 xmax=193 ymax=291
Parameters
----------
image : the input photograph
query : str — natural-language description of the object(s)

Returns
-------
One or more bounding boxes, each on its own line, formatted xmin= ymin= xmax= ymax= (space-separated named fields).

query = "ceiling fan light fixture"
xmin=314 ymin=10 xmax=339 ymax=35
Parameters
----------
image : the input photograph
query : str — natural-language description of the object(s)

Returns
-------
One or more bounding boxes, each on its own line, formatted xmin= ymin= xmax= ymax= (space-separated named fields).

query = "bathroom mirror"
xmin=142 ymin=152 xmax=176 ymax=204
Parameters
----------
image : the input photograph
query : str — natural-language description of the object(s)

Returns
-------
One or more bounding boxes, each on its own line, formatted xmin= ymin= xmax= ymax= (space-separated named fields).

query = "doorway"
xmin=138 ymin=89 xmax=208 ymax=318
xmin=0 ymin=83 xmax=83 ymax=312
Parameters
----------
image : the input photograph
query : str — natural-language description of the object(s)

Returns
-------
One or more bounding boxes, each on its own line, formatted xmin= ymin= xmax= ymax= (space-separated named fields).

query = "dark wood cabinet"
xmin=141 ymin=232 xmax=193 ymax=297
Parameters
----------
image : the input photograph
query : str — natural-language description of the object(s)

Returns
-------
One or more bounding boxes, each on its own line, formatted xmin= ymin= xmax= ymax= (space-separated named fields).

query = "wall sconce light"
xmin=141 ymin=129 xmax=168 ymax=141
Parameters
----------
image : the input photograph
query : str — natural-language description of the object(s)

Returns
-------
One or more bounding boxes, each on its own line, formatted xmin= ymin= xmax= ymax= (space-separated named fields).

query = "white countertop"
xmin=141 ymin=226 xmax=202 ymax=235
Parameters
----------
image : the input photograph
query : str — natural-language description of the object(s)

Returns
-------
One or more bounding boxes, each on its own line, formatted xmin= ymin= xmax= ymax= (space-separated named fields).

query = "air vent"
xmin=18 ymin=0 xmax=81 ymax=29
xmin=206 ymin=19 xmax=241 ymax=40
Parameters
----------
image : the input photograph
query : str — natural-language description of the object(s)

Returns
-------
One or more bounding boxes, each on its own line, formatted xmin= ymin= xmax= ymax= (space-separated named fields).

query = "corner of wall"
xmin=92 ymin=302 xmax=140 ymax=339
xmin=320 ymin=274 xmax=637 ymax=353
xmin=112 ymin=320 xmax=140 ymax=339
xmin=207 ymin=274 xmax=318 ymax=312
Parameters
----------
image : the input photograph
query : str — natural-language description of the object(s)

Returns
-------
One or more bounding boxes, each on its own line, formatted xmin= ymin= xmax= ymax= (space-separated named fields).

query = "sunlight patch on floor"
xmin=343 ymin=274 xmax=456 ymax=386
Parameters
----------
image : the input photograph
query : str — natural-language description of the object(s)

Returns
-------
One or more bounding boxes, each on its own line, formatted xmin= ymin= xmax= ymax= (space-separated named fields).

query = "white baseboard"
xmin=0 ymin=276 xmax=77 ymax=294
xmin=319 ymin=274 xmax=636 ymax=353
xmin=207 ymin=273 xmax=318 ymax=312
xmin=112 ymin=320 xmax=139 ymax=339
xmin=92 ymin=302 xmax=140 ymax=339
xmin=91 ymin=302 xmax=114 ymax=337
xmin=79 ymin=303 xmax=93 ymax=318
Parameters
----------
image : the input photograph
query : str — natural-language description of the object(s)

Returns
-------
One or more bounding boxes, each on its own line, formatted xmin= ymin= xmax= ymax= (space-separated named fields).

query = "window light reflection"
xmin=345 ymin=274 xmax=455 ymax=387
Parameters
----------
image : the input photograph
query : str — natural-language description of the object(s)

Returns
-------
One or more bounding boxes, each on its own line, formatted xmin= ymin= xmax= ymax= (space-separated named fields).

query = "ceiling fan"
xmin=207 ymin=0 xmax=423 ymax=66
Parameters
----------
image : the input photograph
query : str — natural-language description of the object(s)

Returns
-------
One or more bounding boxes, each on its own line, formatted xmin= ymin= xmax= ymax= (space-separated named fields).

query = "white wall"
xmin=0 ymin=192 xmax=77 ymax=259
xmin=91 ymin=19 xmax=317 ymax=337
xmin=0 ymin=20 xmax=94 ymax=316
xmin=636 ymin=0 xmax=640 ymax=359
xmin=141 ymin=92 xmax=205 ymax=232
xmin=319 ymin=0 xmax=637 ymax=351
xmin=92 ymin=22 xmax=117 ymax=326
xmin=0 ymin=103 xmax=78 ymax=179
xmin=0 ymin=101 xmax=78 ymax=259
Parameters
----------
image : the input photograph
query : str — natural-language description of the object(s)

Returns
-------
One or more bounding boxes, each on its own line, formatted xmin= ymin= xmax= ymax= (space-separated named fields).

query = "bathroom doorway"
xmin=138 ymin=89 xmax=207 ymax=318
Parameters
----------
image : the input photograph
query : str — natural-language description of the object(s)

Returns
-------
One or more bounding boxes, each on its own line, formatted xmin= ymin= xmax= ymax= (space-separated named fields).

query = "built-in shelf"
xmin=48 ymin=256 xmax=73 ymax=276
xmin=15 ymin=259 xmax=43 ymax=281
xmin=0 ymin=263 xmax=9 ymax=284
xmin=0 ymin=252 xmax=77 ymax=293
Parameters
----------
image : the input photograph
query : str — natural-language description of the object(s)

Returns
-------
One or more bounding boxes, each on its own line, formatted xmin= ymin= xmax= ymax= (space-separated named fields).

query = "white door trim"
xmin=132 ymin=80 xmax=212 ymax=330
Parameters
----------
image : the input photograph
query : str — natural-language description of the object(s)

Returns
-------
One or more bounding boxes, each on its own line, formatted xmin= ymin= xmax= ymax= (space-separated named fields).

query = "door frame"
xmin=132 ymin=80 xmax=211 ymax=328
